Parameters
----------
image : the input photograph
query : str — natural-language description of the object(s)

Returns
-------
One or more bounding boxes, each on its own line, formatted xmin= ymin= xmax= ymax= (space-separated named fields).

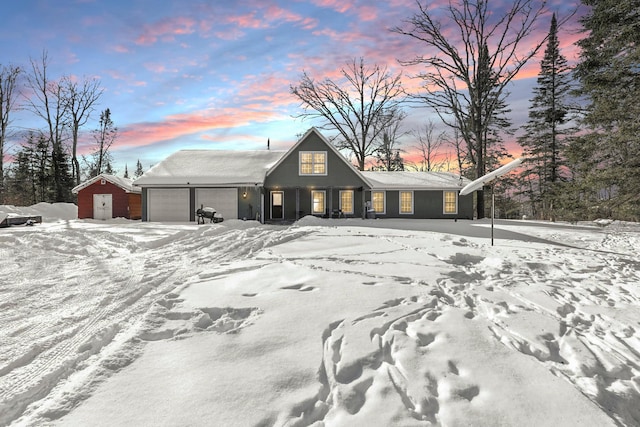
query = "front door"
xmin=93 ymin=194 xmax=113 ymax=220
xmin=271 ymin=191 xmax=283 ymax=220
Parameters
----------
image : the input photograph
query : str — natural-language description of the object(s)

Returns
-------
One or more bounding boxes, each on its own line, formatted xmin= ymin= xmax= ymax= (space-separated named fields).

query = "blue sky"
xmin=1 ymin=0 xmax=584 ymax=175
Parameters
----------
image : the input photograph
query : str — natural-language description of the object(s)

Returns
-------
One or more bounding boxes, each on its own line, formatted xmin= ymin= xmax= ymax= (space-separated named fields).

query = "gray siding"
xmin=265 ymin=131 xmax=368 ymax=189
xmin=364 ymin=190 xmax=474 ymax=220
xmin=238 ymin=186 xmax=261 ymax=220
xmin=264 ymin=131 xmax=370 ymax=221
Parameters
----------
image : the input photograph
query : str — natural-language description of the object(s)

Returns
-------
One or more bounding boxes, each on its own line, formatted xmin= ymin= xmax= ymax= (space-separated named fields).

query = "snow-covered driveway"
xmin=1 ymin=207 xmax=639 ymax=426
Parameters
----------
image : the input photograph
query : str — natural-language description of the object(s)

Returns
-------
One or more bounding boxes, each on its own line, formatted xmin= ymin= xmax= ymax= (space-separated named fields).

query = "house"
xmin=133 ymin=128 xmax=473 ymax=222
xmin=72 ymin=174 xmax=142 ymax=220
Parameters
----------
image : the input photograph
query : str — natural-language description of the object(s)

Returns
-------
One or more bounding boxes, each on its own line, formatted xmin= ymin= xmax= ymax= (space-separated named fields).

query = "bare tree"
xmin=448 ymin=126 xmax=469 ymax=175
xmin=394 ymin=0 xmax=561 ymax=218
xmin=62 ymin=75 xmax=103 ymax=185
xmin=409 ymin=120 xmax=448 ymax=172
xmin=0 ymin=64 xmax=22 ymax=203
xmin=26 ymin=51 xmax=71 ymax=201
xmin=290 ymin=57 xmax=404 ymax=170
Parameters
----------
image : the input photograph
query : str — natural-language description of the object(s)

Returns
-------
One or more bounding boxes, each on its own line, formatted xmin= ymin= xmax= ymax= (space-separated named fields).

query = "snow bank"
xmin=0 ymin=203 xmax=77 ymax=222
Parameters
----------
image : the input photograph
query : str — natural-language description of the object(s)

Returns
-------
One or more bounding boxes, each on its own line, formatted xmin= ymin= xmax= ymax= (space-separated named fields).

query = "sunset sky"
xmin=1 ymin=0 xmax=585 ymax=175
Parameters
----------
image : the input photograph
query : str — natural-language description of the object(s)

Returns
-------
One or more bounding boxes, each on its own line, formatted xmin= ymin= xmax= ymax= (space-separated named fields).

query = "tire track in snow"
xmin=0 ymin=228 xmax=190 ymax=426
xmin=0 ymin=255 xmax=148 ymax=425
xmin=1 ymin=224 xmax=311 ymax=426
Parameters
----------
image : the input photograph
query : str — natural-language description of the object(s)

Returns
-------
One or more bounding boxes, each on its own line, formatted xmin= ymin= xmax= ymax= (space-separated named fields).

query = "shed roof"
xmin=72 ymin=174 xmax=141 ymax=194
xmin=361 ymin=171 xmax=470 ymax=190
xmin=133 ymin=150 xmax=286 ymax=187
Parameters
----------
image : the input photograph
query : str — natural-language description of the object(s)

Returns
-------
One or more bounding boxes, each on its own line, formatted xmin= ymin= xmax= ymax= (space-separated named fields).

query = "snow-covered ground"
xmin=1 ymin=203 xmax=639 ymax=427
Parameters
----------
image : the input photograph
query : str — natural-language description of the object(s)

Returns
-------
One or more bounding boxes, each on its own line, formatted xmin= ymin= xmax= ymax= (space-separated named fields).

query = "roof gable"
xmin=266 ymin=127 xmax=371 ymax=184
xmin=72 ymin=174 xmax=140 ymax=194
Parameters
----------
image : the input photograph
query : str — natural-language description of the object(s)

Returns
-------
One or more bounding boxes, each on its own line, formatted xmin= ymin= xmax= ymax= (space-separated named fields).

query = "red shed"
xmin=72 ymin=174 xmax=142 ymax=220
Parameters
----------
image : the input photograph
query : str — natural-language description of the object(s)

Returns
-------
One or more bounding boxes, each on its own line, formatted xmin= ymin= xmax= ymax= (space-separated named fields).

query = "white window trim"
xmin=299 ymin=151 xmax=328 ymax=176
xmin=443 ymin=190 xmax=458 ymax=215
xmin=372 ymin=190 xmax=386 ymax=214
xmin=339 ymin=190 xmax=354 ymax=215
xmin=399 ymin=190 xmax=414 ymax=215
xmin=311 ymin=190 xmax=326 ymax=215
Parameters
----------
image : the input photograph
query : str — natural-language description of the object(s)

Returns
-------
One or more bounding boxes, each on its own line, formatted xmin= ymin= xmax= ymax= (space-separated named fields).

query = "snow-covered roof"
xmin=72 ymin=174 xmax=141 ymax=194
xmin=133 ymin=150 xmax=287 ymax=187
xmin=360 ymin=171 xmax=470 ymax=190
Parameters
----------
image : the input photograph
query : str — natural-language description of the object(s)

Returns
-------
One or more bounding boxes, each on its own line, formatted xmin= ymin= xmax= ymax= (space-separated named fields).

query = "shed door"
xmin=148 ymin=189 xmax=190 ymax=222
xmin=195 ymin=189 xmax=238 ymax=221
xmin=93 ymin=194 xmax=113 ymax=220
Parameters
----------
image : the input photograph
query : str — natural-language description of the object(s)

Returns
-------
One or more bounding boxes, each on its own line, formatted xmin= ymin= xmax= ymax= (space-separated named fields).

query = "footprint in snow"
xmin=281 ymin=284 xmax=316 ymax=292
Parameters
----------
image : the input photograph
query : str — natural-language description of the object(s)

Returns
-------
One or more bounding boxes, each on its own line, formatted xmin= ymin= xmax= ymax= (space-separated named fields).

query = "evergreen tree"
xmin=51 ymin=141 xmax=74 ymax=202
xmin=10 ymin=132 xmax=52 ymax=203
xmin=6 ymin=151 xmax=37 ymax=205
xmin=572 ymin=0 xmax=640 ymax=220
xmin=104 ymin=159 xmax=115 ymax=175
xmin=391 ymin=150 xmax=404 ymax=171
xmin=123 ymin=164 xmax=129 ymax=179
xmin=518 ymin=13 xmax=575 ymax=220
xmin=134 ymin=159 xmax=144 ymax=178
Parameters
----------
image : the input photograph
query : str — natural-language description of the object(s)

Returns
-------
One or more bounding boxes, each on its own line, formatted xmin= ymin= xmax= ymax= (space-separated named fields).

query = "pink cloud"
xmin=116 ymin=108 xmax=280 ymax=148
xmin=312 ymin=0 xmax=355 ymax=14
xmin=310 ymin=0 xmax=376 ymax=21
xmin=235 ymin=74 xmax=299 ymax=108
xmin=358 ymin=5 xmax=377 ymax=21
xmin=214 ymin=28 xmax=246 ymax=40
xmin=135 ymin=16 xmax=197 ymax=45
xmin=106 ymin=69 xmax=147 ymax=87
xmin=143 ymin=62 xmax=179 ymax=74
xmin=311 ymin=28 xmax=361 ymax=44
xmin=226 ymin=12 xmax=265 ymax=29
xmin=264 ymin=5 xmax=318 ymax=30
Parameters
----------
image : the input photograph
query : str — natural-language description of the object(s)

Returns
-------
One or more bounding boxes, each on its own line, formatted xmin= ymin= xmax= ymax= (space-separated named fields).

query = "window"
xmin=444 ymin=191 xmax=458 ymax=214
xmin=300 ymin=151 xmax=327 ymax=175
xmin=311 ymin=190 xmax=326 ymax=215
xmin=340 ymin=190 xmax=354 ymax=215
xmin=400 ymin=191 xmax=413 ymax=214
xmin=372 ymin=191 xmax=385 ymax=214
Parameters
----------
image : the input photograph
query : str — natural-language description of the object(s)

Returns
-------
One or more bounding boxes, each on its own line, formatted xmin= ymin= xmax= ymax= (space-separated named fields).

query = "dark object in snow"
xmin=196 ymin=206 xmax=223 ymax=224
xmin=0 ymin=213 xmax=42 ymax=228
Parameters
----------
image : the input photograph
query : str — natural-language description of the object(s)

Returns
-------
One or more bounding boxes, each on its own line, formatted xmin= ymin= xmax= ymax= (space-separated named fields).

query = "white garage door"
xmin=196 ymin=188 xmax=238 ymax=221
xmin=148 ymin=189 xmax=190 ymax=222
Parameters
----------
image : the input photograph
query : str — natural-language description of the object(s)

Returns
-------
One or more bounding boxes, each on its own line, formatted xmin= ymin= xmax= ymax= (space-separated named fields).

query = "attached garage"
xmin=195 ymin=188 xmax=237 ymax=221
xmin=72 ymin=174 xmax=142 ymax=220
xmin=147 ymin=189 xmax=190 ymax=222
xmin=133 ymin=149 xmax=286 ymax=223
